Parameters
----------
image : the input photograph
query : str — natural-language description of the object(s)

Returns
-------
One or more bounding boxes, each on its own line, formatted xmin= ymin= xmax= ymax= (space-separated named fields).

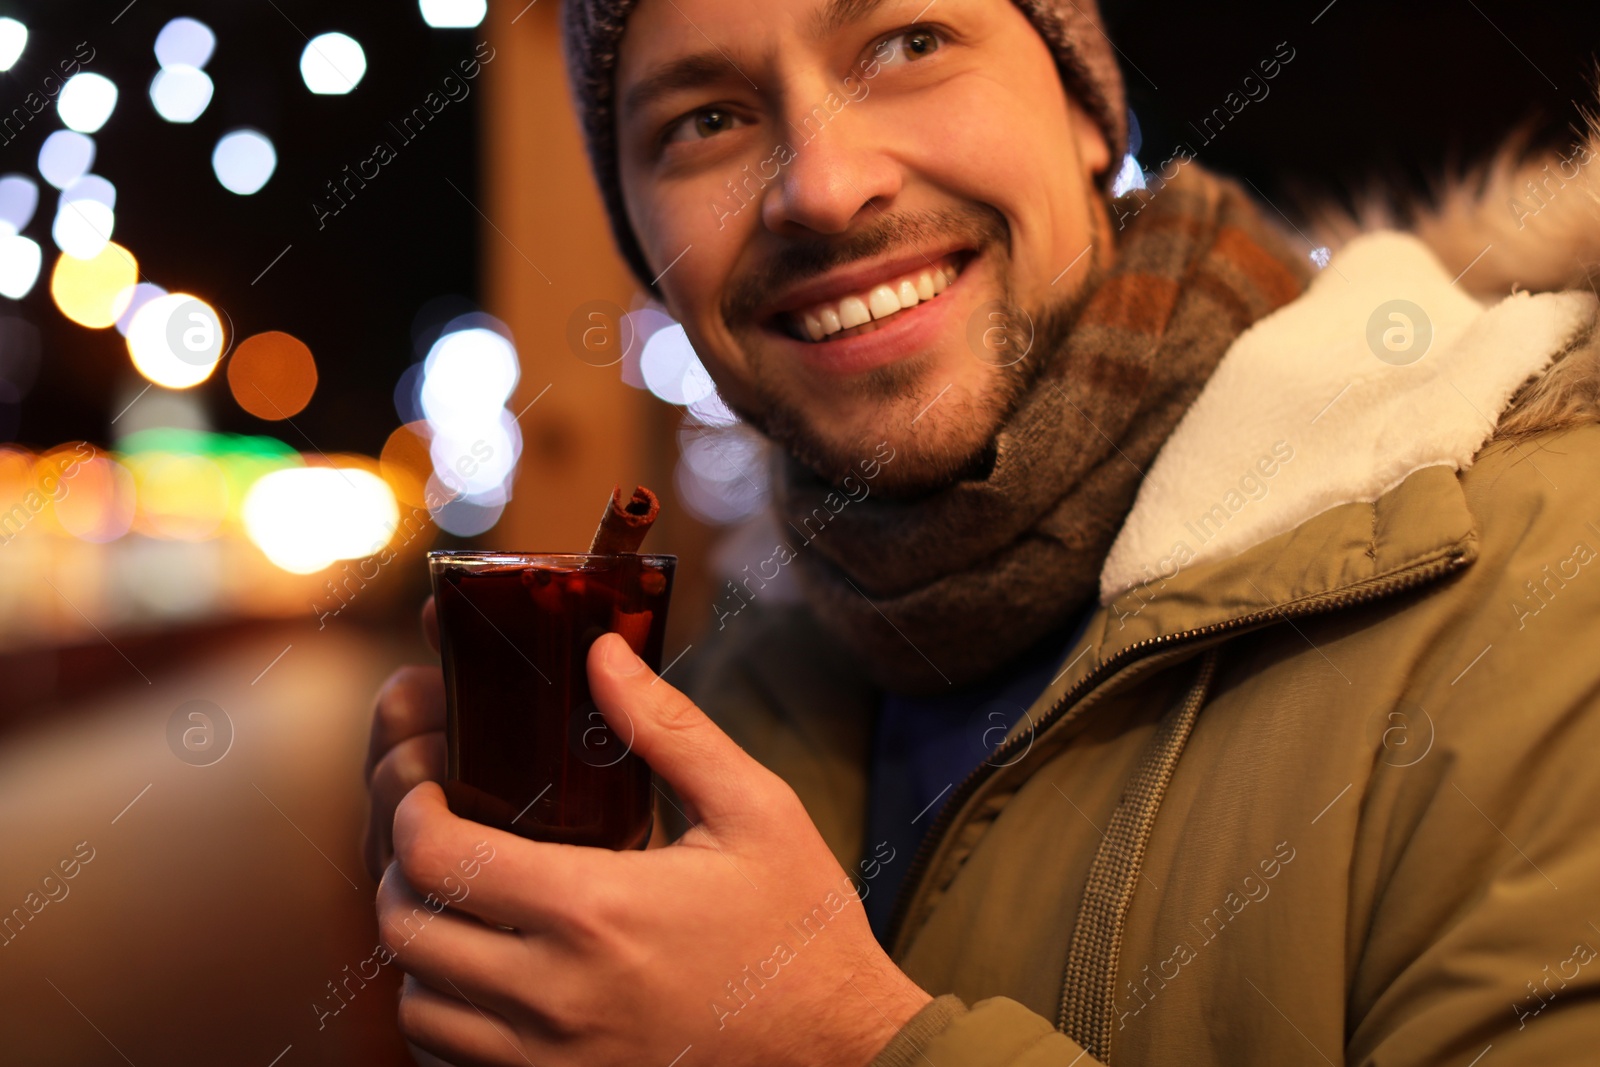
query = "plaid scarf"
xmin=775 ymin=164 xmax=1312 ymax=695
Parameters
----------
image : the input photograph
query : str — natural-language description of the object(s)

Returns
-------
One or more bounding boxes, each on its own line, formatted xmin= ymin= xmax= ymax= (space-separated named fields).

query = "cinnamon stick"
xmin=588 ymin=484 xmax=659 ymax=554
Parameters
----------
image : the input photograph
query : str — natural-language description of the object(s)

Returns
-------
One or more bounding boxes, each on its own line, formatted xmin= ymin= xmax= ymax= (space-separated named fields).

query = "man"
xmin=362 ymin=0 xmax=1600 ymax=1063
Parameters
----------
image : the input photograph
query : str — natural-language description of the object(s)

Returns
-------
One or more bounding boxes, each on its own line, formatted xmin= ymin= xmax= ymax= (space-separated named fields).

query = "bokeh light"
xmin=53 ymin=455 xmax=137 ymax=542
xmin=38 ymin=131 xmax=94 ymax=190
xmin=0 ymin=174 xmax=38 ymax=234
xmin=154 ymin=17 xmax=216 ymax=69
xmin=52 ymin=199 xmax=115 ymax=260
xmin=227 ymin=330 xmax=318 ymax=420
xmin=674 ymin=421 xmax=769 ymax=525
xmin=114 ymin=281 xmax=166 ymax=335
xmin=243 ymin=466 xmax=399 ymax=573
xmin=62 ymin=174 xmax=116 ymax=210
xmin=127 ymin=451 xmax=228 ymax=540
xmin=428 ymin=409 xmax=520 ymax=501
xmin=0 ymin=235 xmax=42 ymax=299
xmin=419 ymin=0 xmax=488 ymax=28
xmin=0 ymin=18 xmax=27 ymax=71
xmin=57 ymin=73 xmax=119 ymax=134
xmin=379 ymin=422 xmax=434 ymax=508
xmin=418 ymin=319 xmax=523 ymax=507
xmin=420 ymin=325 xmax=519 ymax=431
xmin=300 ymin=33 xmax=367 ymax=95
xmin=427 ymin=482 xmax=503 ymax=536
xmin=212 ymin=129 xmax=276 ymax=195
xmin=126 ymin=292 xmax=226 ymax=388
xmin=50 ymin=241 xmax=137 ymax=328
xmin=150 ymin=65 xmax=214 ymax=123
xmin=640 ymin=322 xmax=716 ymax=405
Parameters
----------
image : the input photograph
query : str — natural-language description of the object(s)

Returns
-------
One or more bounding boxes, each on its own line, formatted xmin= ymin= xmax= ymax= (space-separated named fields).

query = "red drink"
xmin=428 ymin=551 xmax=675 ymax=850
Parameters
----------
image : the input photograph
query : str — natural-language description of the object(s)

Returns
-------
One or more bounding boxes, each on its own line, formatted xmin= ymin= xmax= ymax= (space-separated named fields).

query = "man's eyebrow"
xmin=621 ymin=50 xmax=750 ymax=119
xmin=620 ymin=0 xmax=896 ymax=119
xmin=811 ymin=0 xmax=894 ymax=39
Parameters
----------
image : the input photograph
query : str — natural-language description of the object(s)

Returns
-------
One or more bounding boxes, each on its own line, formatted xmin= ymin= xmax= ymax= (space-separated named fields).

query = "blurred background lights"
xmin=243 ymin=466 xmax=398 ymax=573
xmin=300 ymin=33 xmax=367 ymax=95
xmin=413 ymin=314 xmax=524 ymax=525
xmin=114 ymin=281 xmax=166 ymax=335
xmin=640 ymin=323 xmax=716 ymax=405
xmin=379 ymin=422 xmax=434 ymax=508
xmin=419 ymin=0 xmax=488 ymax=28
xmin=619 ymin=306 xmax=673 ymax=389
xmin=149 ymin=65 xmax=214 ymax=123
xmin=427 ymin=410 xmax=520 ymax=501
xmin=212 ymin=129 xmax=276 ymax=195
xmin=227 ymin=330 xmax=318 ymax=420
xmin=0 ymin=235 xmax=41 ymax=299
xmin=674 ymin=423 xmax=769 ymax=525
xmin=0 ymin=17 xmax=27 ymax=71
xmin=393 ymin=361 xmax=425 ymax=424
xmin=51 ymin=199 xmax=115 ymax=260
xmin=126 ymin=292 xmax=224 ymax=388
xmin=38 ymin=131 xmax=94 ymax=190
xmin=0 ymin=175 xmax=37 ymax=235
xmin=62 ymin=174 xmax=116 ymax=210
xmin=50 ymin=241 xmax=137 ymax=328
xmin=154 ymin=16 xmax=216 ymax=69
xmin=129 ymin=451 xmax=229 ymax=541
xmin=52 ymin=455 xmax=137 ymax=543
xmin=420 ymin=325 xmax=519 ymax=430
xmin=57 ymin=73 xmax=119 ymax=134
xmin=427 ymin=485 xmax=503 ymax=537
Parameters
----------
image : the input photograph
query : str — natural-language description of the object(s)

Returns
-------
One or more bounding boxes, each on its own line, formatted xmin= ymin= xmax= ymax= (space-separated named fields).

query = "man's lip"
xmin=757 ymin=247 xmax=980 ymax=379
xmin=756 ymin=244 xmax=977 ymax=323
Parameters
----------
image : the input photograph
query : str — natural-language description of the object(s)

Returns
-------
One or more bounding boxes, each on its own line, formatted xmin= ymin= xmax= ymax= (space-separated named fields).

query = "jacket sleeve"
xmin=871 ymin=996 xmax=1103 ymax=1067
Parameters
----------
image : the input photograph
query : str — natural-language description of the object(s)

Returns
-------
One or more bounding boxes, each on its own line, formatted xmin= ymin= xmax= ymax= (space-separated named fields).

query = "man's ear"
xmin=1068 ymin=96 xmax=1113 ymax=181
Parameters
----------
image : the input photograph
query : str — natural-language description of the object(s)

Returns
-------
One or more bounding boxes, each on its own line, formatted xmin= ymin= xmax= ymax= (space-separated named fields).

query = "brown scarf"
xmin=775 ymin=164 xmax=1312 ymax=695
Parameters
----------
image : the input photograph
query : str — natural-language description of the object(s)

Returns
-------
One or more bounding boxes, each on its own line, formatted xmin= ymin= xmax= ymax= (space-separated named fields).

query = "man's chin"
xmin=747 ymin=395 xmax=1007 ymax=500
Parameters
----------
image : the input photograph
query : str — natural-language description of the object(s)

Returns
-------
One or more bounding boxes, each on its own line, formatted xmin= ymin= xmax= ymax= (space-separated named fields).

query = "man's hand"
xmin=362 ymin=599 xmax=446 ymax=883
xmin=376 ymin=632 xmax=932 ymax=1067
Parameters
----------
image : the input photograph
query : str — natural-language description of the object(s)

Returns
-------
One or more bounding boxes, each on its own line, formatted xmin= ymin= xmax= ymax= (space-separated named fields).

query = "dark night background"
xmin=2 ymin=0 xmax=479 ymax=452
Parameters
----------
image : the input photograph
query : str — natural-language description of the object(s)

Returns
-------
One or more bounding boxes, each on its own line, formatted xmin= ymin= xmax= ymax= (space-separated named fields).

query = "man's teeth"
xmin=797 ymin=261 xmax=959 ymax=342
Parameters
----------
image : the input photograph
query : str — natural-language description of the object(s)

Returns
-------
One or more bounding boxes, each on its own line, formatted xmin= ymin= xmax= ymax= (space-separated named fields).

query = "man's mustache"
xmin=721 ymin=205 xmax=1009 ymax=327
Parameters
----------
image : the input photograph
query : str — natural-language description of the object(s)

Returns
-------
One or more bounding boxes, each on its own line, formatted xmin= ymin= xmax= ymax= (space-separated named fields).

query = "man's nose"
xmin=759 ymin=91 xmax=902 ymax=238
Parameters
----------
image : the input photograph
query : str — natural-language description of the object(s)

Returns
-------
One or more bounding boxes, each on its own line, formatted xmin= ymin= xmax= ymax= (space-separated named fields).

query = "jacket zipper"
xmin=882 ymin=549 xmax=1472 ymax=953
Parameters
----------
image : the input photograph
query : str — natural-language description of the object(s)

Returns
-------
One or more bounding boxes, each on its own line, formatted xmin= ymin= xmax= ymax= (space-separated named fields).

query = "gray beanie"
xmin=561 ymin=0 xmax=1129 ymax=292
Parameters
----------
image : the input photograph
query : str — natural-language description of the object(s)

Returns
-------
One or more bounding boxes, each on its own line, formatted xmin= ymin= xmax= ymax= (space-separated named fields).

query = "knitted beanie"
xmin=560 ymin=0 xmax=1129 ymax=292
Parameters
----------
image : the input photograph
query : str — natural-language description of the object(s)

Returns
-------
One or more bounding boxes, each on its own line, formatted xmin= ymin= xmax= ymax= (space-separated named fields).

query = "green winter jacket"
xmin=677 ymin=231 xmax=1600 ymax=1065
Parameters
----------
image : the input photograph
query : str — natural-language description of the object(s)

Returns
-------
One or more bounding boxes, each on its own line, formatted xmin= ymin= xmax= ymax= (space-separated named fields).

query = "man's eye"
xmin=663 ymin=107 xmax=745 ymax=146
xmin=876 ymin=27 xmax=942 ymax=65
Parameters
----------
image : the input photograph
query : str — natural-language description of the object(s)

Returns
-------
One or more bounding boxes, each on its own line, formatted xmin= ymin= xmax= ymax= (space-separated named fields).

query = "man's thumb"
xmin=585 ymin=632 xmax=770 ymax=831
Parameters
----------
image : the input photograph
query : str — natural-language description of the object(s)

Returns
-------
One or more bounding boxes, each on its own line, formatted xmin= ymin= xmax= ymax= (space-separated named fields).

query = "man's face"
xmin=615 ymin=0 xmax=1112 ymax=494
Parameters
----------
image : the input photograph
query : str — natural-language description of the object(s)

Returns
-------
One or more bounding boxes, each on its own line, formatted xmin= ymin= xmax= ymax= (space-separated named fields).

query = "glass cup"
xmin=427 ymin=550 xmax=676 ymax=850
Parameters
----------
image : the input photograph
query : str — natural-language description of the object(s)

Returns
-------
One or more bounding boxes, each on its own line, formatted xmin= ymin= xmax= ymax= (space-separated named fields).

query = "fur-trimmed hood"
xmin=1097 ymin=113 xmax=1600 ymax=602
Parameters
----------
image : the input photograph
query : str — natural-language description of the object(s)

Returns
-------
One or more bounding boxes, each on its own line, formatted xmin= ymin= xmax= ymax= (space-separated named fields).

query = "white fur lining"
xmin=1098 ymin=231 xmax=1598 ymax=603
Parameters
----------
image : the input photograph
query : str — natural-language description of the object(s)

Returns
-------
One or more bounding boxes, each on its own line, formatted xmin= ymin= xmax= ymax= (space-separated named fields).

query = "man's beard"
xmin=718 ymin=205 xmax=1105 ymax=498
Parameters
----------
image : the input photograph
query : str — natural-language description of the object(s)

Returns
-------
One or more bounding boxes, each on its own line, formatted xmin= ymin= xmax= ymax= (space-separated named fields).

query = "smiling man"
xmin=362 ymin=0 xmax=1600 ymax=1064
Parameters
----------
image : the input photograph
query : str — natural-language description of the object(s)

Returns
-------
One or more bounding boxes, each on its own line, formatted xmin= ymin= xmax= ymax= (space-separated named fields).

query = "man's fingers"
xmin=365 ymin=732 xmax=446 ymax=881
xmin=366 ymin=665 xmax=446 ymax=784
xmin=586 ymin=633 xmax=780 ymax=831
xmin=392 ymin=781 xmax=610 ymax=933
xmin=377 ymin=861 xmax=532 ymax=1025
xmin=397 ymin=972 xmax=524 ymax=1067
xmin=421 ymin=596 xmax=440 ymax=655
